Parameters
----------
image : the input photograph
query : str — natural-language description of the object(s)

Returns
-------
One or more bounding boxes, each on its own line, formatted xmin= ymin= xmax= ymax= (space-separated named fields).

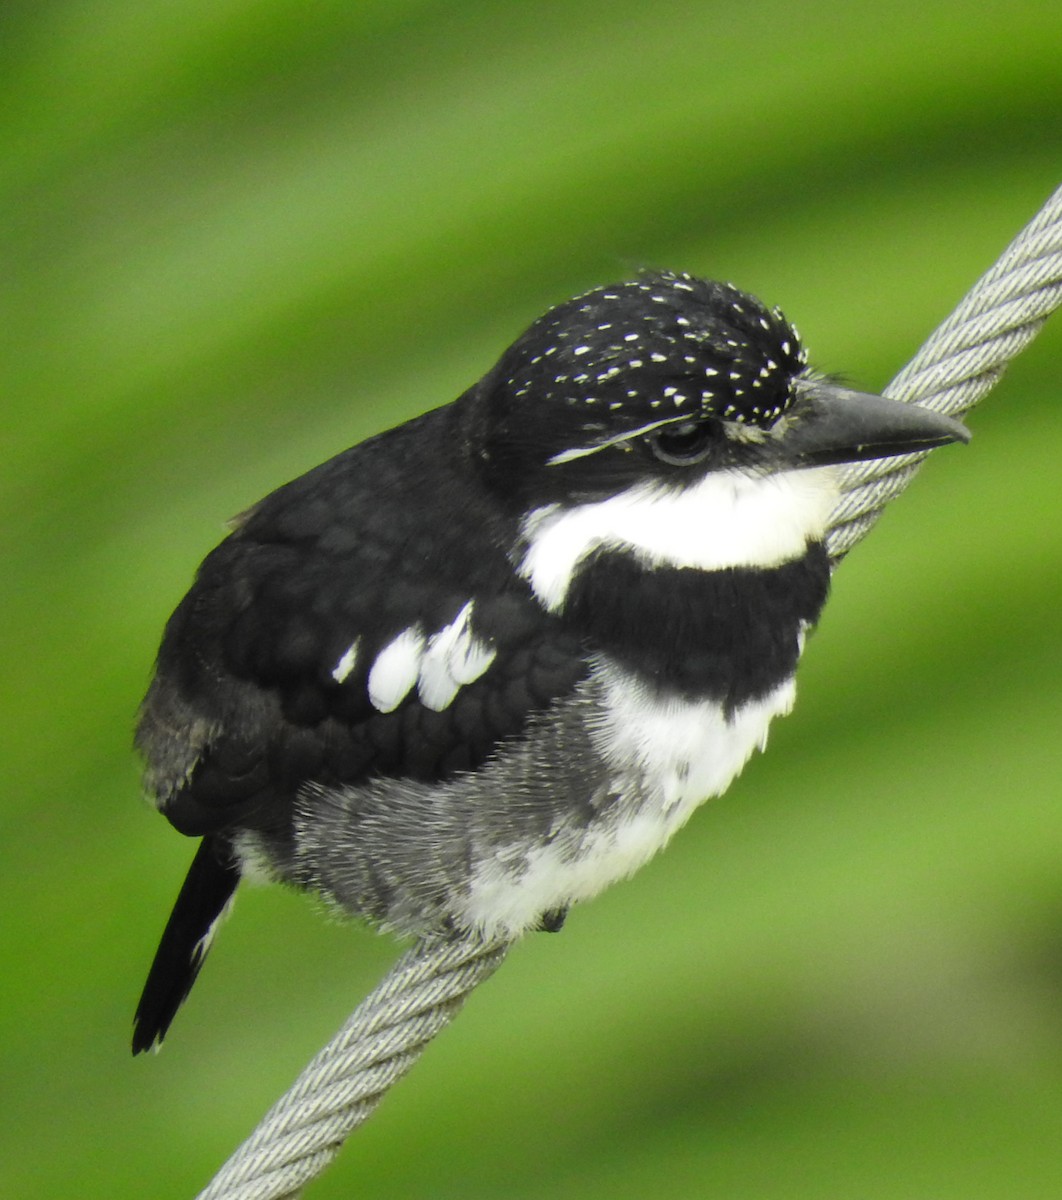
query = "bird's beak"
xmin=781 ymin=379 xmax=971 ymax=467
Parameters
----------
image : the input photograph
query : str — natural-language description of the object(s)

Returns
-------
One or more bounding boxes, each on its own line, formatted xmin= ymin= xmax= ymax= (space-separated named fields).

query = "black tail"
xmin=132 ymin=837 xmax=240 ymax=1054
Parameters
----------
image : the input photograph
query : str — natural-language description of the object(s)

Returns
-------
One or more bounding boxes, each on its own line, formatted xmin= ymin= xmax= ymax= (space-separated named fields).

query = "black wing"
xmin=137 ymin=406 xmax=588 ymax=837
xmin=133 ymin=405 xmax=587 ymax=1050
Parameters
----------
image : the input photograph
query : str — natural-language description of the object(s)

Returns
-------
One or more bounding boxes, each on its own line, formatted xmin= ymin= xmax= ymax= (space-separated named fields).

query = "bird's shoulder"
xmin=136 ymin=406 xmax=589 ymax=835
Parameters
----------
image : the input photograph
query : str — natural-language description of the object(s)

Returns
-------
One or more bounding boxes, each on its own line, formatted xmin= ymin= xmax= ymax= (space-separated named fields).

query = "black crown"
xmin=490 ymin=271 xmax=807 ymax=447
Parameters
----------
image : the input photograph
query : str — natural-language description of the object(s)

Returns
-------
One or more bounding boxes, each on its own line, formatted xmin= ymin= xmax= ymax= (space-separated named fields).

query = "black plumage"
xmin=133 ymin=271 xmax=968 ymax=1053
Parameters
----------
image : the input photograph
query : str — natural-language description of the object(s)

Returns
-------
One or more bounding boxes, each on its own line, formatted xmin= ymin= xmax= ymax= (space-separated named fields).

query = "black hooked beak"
xmin=782 ymin=379 xmax=971 ymax=467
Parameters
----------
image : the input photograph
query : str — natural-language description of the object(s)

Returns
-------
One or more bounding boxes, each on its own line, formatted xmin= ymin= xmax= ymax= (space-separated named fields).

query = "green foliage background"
xmin=2 ymin=3 xmax=1061 ymax=1197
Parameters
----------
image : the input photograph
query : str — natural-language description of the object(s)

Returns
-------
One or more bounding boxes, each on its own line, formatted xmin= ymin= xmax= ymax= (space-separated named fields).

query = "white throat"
xmin=517 ymin=466 xmax=838 ymax=612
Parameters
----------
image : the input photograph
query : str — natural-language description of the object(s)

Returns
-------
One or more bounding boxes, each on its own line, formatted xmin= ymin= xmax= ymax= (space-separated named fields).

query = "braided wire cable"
xmin=828 ymin=182 xmax=1062 ymax=558
xmin=193 ymin=184 xmax=1062 ymax=1200
xmin=196 ymin=933 xmax=510 ymax=1200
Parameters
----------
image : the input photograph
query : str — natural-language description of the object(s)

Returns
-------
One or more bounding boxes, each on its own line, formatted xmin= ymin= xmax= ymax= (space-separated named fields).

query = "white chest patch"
xmin=461 ymin=662 xmax=798 ymax=936
xmin=589 ymin=661 xmax=797 ymax=813
xmin=517 ymin=466 xmax=838 ymax=612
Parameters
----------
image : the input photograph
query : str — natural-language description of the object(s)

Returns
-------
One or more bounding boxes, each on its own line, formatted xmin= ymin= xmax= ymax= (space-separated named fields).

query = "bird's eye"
xmin=647 ymin=421 xmax=715 ymax=466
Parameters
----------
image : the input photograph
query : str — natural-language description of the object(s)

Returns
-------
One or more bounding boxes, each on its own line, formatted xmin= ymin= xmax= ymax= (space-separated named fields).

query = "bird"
xmin=132 ymin=271 xmax=969 ymax=1053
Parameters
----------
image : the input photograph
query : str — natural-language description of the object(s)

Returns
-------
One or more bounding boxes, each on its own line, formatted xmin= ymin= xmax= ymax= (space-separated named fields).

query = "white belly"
xmin=460 ymin=662 xmax=797 ymax=935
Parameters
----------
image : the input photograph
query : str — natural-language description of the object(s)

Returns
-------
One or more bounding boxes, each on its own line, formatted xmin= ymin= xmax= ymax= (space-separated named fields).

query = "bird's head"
xmin=474 ymin=271 xmax=969 ymax=508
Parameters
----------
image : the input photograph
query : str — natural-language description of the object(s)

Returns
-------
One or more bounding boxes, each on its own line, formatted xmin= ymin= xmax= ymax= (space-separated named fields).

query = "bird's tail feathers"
xmin=132 ymin=838 xmax=240 ymax=1054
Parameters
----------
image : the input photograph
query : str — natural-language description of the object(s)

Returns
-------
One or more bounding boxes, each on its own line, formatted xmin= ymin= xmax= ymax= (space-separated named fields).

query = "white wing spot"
xmin=417 ymin=602 xmax=496 ymax=711
xmin=331 ymin=638 xmax=361 ymax=684
xmin=368 ymin=627 xmax=425 ymax=713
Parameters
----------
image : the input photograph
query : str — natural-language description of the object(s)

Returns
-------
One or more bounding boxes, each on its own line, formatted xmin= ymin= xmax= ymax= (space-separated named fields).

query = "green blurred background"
xmin=3 ymin=2 xmax=1061 ymax=1197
